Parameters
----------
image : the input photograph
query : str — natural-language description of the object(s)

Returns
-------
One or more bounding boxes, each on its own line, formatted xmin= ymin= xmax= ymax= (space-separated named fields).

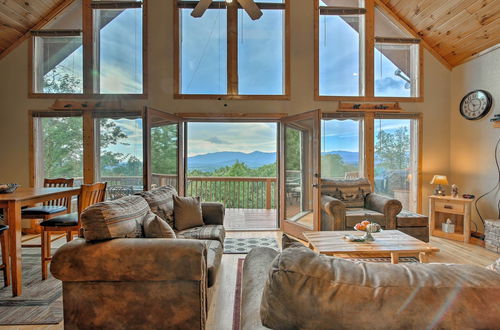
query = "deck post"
xmin=266 ymin=179 xmax=272 ymax=210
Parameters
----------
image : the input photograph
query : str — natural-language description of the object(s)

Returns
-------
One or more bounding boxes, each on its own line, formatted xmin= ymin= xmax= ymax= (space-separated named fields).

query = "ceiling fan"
xmin=191 ymin=0 xmax=263 ymax=20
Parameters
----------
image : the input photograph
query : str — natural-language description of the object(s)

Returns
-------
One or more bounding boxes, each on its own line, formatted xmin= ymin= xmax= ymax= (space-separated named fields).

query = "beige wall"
xmin=450 ymin=48 xmax=500 ymax=232
xmin=0 ymin=0 xmax=451 ymax=215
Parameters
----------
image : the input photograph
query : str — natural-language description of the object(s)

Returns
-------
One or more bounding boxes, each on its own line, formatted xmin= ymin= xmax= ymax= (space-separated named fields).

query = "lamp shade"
xmin=430 ymin=175 xmax=448 ymax=185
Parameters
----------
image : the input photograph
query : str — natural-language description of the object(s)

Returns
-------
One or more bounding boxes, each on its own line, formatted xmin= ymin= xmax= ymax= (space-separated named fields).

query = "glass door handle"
xmin=313 ymin=184 xmax=320 ymax=188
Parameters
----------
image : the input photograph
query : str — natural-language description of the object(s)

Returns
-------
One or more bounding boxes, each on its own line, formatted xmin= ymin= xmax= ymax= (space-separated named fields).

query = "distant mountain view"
xmin=187 ymin=150 xmax=359 ymax=171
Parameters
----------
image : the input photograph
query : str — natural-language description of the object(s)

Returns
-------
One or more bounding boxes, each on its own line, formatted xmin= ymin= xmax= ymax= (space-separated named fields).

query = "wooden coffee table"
xmin=303 ymin=230 xmax=439 ymax=264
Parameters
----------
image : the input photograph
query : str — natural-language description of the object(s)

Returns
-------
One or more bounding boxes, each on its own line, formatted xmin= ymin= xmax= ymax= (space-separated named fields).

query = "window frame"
xmin=173 ymin=0 xmax=290 ymax=100
xmin=314 ymin=0 xmax=424 ymax=102
xmin=28 ymin=0 xmax=148 ymax=99
xmin=320 ymin=111 xmax=422 ymax=212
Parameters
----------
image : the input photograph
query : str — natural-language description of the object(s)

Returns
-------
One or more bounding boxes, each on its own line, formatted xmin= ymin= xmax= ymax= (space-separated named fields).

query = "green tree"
xmin=151 ymin=125 xmax=178 ymax=175
xmin=374 ymin=127 xmax=410 ymax=170
xmin=321 ymin=154 xmax=357 ymax=179
xmin=43 ymin=67 xmax=82 ymax=94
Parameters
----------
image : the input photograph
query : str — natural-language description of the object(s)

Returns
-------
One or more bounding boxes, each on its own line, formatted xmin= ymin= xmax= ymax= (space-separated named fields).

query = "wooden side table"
xmin=428 ymin=195 xmax=473 ymax=243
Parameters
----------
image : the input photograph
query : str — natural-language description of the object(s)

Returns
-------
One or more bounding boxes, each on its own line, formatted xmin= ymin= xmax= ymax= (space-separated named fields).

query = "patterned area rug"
xmin=224 ymin=237 xmax=280 ymax=254
xmin=0 ymin=247 xmax=62 ymax=325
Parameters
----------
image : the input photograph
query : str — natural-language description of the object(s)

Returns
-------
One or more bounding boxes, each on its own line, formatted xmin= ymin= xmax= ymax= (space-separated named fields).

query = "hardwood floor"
xmin=1 ymin=232 xmax=498 ymax=330
xmin=225 ymin=209 xmax=278 ymax=230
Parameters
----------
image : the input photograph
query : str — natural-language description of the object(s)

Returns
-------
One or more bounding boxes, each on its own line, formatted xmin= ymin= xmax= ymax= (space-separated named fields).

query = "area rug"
xmin=231 ymin=255 xmax=420 ymax=329
xmin=224 ymin=237 xmax=280 ymax=254
xmin=0 ymin=248 xmax=62 ymax=325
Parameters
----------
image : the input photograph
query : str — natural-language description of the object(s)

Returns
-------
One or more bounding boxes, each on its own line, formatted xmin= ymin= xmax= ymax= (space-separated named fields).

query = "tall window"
xmin=176 ymin=0 xmax=288 ymax=98
xmin=180 ymin=5 xmax=228 ymax=95
xmin=316 ymin=1 xmax=422 ymax=101
xmin=32 ymin=113 xmax=83 ymax=187
xmin=32 ymin=1 xmax=83 ymax=94
xmin=92 ymin=1 xmax=144 ymax=94
xmin=321 ymin=116 xmax=364 ymax=179
xmin=374 ymin=116 xmax=420 ymax=212
xmin=374 ymin=7 xmax=420 ymax=98
xmin=318 ymin=1 xmax=365 ymax=97
xmin=30 ymin=0 xmax=146 ymax=97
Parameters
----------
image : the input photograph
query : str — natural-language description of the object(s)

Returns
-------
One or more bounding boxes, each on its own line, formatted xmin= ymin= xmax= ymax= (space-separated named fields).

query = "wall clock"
xmin=460 ymin=90 xmax=493 ymax=120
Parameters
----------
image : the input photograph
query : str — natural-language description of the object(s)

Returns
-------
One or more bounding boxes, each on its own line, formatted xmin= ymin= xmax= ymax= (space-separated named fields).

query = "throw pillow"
xmin=143 ymin=212 xmax=176 ymax=239
xmin=81 ymin=195 xmax=147 ymax=242
xmin=281 ymin=233 xmax=305 ymax=250
xmin=173 ymin=195 xmax=204 ymax=231
xmin=136 ymin=186 xmax=177 ymax=228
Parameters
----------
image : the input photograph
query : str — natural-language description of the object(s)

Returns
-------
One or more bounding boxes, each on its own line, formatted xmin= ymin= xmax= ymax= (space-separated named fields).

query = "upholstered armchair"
xmin=321 ymin=178 xmax=402 ymax=231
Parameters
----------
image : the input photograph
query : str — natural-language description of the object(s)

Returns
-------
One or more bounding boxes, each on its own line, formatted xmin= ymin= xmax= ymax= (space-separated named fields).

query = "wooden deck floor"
xmin=224 ymin=208 xmax=278 ymax=230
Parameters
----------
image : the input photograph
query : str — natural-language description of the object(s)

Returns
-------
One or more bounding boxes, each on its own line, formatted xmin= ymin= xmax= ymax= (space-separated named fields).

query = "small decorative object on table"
xmin=0 ymin=184 xmax=19 ymax=194
xmin=451 ymin=184 xmax=459 ymax=198
xmin=344 ymin=220 xmax=382 ymax=242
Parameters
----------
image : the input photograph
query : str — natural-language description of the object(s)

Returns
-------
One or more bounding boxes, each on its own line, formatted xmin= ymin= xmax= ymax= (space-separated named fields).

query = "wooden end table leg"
xmin=419 ymin=252 xmax=429 ymax=263
xmin=6 ymin=201 xmax=22 ymax=296
xmin=391 ymin=252 xmax=399 ymax=264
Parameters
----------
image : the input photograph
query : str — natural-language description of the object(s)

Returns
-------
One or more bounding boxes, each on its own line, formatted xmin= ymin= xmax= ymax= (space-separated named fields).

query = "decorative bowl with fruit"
xmin=353 ymin=220 xmax=382 ymax=241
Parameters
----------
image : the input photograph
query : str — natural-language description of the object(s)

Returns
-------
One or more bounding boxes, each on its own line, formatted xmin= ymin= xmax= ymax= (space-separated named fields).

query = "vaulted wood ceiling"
xmin=379 ymin=0 xmax=500 ymax=67
xmin=0 ymin=0 xmax=499 ymax=67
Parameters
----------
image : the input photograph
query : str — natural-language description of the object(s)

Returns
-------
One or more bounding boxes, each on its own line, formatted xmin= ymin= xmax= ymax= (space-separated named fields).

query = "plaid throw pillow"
xmin=82 ymin=195 xmax=149 ymax=242
xmin=136 ymin=186 xmax=177 ymax=228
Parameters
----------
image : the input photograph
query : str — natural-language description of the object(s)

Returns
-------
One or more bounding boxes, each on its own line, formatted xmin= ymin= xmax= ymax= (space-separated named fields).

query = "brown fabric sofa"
xmin=321 ymin=178 xmax=402 ymax=230
xmin=241 ymin=246 xmax=500 ymax=330
xmin=51 ymin=187 xmax=226 ymax=330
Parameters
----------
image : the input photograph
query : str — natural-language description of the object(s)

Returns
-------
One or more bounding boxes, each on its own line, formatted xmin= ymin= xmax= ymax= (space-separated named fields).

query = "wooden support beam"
xmin=82 ymin=110 xmax=96 ymax=184
xmin=227 ymin=0 xmax=239 ymax=95
xmin=364 ymin=0 xmax=375 ymax=98
xmin=0 ymin=0 xmax=76 ymax=61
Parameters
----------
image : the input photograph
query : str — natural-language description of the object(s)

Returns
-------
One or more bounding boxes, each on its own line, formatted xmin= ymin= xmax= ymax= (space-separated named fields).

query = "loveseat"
xmin=321 ymin=178 xmax=402 ymax=231
xmin=51 ymin=186 xmax=225 ymax=329
xmin=241 ymin=244 xmax=500 ymax=330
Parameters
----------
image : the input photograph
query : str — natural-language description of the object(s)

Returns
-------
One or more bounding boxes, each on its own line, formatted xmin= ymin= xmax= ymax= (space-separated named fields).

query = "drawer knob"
xmin=444 ymin=205 xmax=452 ymax=209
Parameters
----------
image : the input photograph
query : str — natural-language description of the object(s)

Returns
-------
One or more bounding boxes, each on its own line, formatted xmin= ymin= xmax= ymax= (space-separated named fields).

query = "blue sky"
xmin=48 ymin=8 xmax=142 ymax=94
xmin=51 ymin=4 xmax=409 ymax=97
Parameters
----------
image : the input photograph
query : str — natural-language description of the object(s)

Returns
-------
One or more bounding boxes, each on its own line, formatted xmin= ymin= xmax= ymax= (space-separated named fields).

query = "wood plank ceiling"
xmin=380 ymin=0 xmax=500 ymax=67
xmin=0 ymin=0 xmax=499 ymax=67
xmin=0 ymin=0 xmax=64 ymax=52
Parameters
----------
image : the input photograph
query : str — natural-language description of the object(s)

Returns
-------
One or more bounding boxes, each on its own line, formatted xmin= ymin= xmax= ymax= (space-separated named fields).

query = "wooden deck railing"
xmin=78 ymin=174 xmax=278 ymax=210
xmin=185 ymin=176 xmax=277 ymax=210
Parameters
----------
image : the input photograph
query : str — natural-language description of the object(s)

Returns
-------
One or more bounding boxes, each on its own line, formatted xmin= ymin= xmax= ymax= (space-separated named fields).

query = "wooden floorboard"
xmin=1 ymin=233 xmax=498 ymax=330
xmin=225 ymin=208 xmax=278 ymax=230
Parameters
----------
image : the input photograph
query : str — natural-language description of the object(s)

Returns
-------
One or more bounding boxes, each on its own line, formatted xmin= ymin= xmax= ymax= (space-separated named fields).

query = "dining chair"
xmin=22 ymin=178 xmax=75 ymax=247
xmin=0 ymin=224 xmax=10 ymax=287
xmin=40 ymin=182 xmax=107 ymax=280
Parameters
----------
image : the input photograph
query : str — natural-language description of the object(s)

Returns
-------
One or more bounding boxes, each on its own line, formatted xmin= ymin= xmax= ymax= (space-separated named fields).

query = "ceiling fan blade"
xmin=238 ymin=0 xmax=263 ymax=20
xmin=191 ymin=0 xmax=213 ymax=18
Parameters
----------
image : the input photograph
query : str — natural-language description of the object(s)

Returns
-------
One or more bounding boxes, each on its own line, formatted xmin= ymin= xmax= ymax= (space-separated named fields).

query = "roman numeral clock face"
xmin=460 ymin=90 xmax=493 ymax=120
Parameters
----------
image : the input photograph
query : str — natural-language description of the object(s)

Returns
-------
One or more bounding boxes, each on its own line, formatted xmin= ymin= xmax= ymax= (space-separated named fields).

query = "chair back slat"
xmin=77 ymin=182 xmax=107 ymax=222
xmin=43 ymin=178 xmax=75 ymax=208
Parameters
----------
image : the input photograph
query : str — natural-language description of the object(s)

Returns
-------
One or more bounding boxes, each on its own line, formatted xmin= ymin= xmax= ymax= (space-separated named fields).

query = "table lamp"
xmin=430 ymin=175 xmax=448 ymax=196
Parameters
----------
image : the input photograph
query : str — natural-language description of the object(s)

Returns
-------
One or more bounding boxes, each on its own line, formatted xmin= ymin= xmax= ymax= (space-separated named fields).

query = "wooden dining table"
xmin=0 ymin=187 xmax=81 ymax=296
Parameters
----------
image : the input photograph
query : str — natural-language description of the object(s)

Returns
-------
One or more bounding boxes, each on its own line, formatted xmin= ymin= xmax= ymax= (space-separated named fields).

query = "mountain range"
xmin=187 ymin=150 xmax=359 ymax=171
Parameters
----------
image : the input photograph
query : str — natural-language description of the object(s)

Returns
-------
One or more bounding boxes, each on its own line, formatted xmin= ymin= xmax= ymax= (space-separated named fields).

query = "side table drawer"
xmin=435 ymin=200 xmax=464 ymax=214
